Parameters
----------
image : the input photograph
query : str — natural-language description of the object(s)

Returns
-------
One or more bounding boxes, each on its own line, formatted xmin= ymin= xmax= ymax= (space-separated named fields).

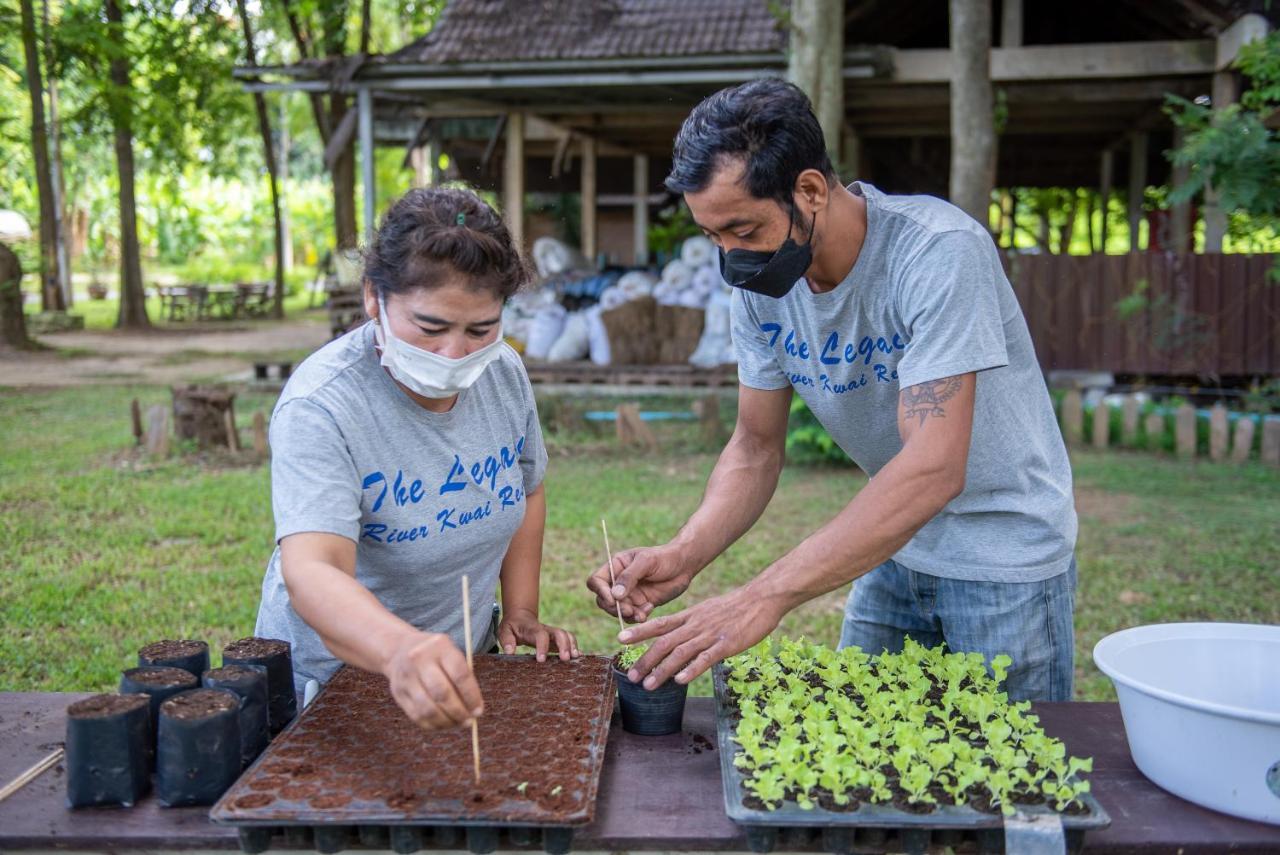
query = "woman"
xmin=256 ymin=187 xmax=578 ymax=732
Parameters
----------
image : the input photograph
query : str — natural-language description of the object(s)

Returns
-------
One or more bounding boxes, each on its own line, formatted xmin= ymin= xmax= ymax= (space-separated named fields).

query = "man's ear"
xmin=794 ymin=169 xmax=831 ymax=213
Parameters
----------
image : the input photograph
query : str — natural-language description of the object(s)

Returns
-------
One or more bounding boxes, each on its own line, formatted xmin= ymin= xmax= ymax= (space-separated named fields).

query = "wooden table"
xmin=2 ymin=694 xmax=1278 ymax=854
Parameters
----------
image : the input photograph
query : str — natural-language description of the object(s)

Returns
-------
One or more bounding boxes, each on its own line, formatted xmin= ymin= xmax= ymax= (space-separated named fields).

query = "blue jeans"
xmin=838 ymin=559 xmax=1077 ymax=701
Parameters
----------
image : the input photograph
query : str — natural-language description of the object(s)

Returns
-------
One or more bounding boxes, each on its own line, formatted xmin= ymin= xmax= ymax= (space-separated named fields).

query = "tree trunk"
xmin=235 ymin=0 xmax=287 ymax=320
xmin=0 ymin=244 xmax=33 ymax=350
xmin=19 ymin=0 xmax=64 ymax=313
xmin=43 ymin=0 xmax=72 ymax=307
xmin=105 ymin=0 xmax=150 ymax=329
xmin=278 ymin=98 xmax=292 ymax=274
xmin=948 ymin=0 xmax=996 ymax=228
xmin=278 ymin=0 xmax=356 ymax=251
xmin=786 ymin=0 xmax=844 ymax=157
xmin=331 ymin=95 xmax=358 ymax=249
xmin=1058 ymin=191 xmax=1082 ymax=255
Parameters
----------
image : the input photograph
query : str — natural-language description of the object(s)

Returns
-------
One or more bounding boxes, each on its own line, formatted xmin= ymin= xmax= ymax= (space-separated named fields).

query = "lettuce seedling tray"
xmin=211 ymin=656 xmax=615 ymax=855
xmin=712 ymin=660 xmax=1110 ymax=855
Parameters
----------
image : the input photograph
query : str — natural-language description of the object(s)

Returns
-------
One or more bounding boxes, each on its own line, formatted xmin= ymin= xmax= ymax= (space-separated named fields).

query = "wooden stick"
xmin=0 ymin=748 xmax=63 ymax=804
xmin=601 ymin=519 xmax=626 ymax=633
xmin=461 ymin=575 xmax=481 ymax=784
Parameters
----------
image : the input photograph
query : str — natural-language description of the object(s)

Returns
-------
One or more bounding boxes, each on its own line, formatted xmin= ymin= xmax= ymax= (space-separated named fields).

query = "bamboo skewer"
xmin=0 ymin=748 xmax=63 ymax=804
xmin=461 ymin=574 xmax=482 ymax=785
xmin=601 ymin=519 xmax=626 ymax=634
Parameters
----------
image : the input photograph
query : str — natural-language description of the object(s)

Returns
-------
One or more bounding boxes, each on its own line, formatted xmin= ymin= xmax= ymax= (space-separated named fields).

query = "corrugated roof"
xmin=380 ymin=0 xmax=788 ymax=64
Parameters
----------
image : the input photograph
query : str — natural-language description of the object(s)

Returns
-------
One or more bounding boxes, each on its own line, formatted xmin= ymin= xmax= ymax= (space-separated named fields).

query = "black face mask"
xmin=718 ymin=209 xmax=815 ymax=299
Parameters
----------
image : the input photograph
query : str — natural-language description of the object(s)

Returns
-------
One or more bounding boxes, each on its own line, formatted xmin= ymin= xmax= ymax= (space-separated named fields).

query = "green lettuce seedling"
xmin=615 ymin=643 xmax=648 ymax=671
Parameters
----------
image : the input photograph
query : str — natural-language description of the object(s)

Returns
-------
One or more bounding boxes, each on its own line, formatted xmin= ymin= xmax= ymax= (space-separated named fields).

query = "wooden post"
xmin=1091 ymin=402 xmax=1110 ymax=450
xmin=1127 ymin=132 xmax=1148 ymax=252
xmin=788 ymin=0 xmax=844 ymax=155
xmin=615 ymin=403 xmax=657 ymax=451
xmin=693 ymin=395 xmax=723 ymax=443
xmin=411 ymin=146 xmax=429 ymax=189
xmin=1099 ymin=149 xmax=1114 ymax=253
xmin=1144 ymin=413 xmax=1166 ymax=452
xmin=1208 ymin=403 xmax=1229 ymax=462
xmin=1230 ymin=417 xmax=1255 ymax=464
xmin=144 ymin=404 xmax=170 ymax=458
xmin=1060 ymin=390 xmax=1083 ymax=446
xmin=223 ymin=405 xmax=241 ymax=453
xmin=1000 ymin=0 xmax=1022 ymax=47
xmin=1203 ymin=70 xmax=1238 ymax=252
xmin=840 ymin=124 xmax=862 ymax=181
xmin=252 ymin=411 xmax=269 ymax=457
xmin=130 ymin=398 xmax=144 ymax=446
xmin=1262 ymin=419 xmax=1280 ymax=466
xmin=948 ymin=0 xmax=996 ymax=225
xmin=1121 ymin=395 xmax=1140 ymax=446
xmin=1175 ymin=403 xmax=1197 ymax=459
xmin=581 ymin=136 xmax=598 ymax=264
xmin=1199 ymin=16 xmax=1266 ymax=253
xmin=358 ymin=86 xmax=375 ymax=247
xmin=503 ymin=112 xmax=525 ymax=249
xmin=633 ymin=154 xmax=650 ymax=265
xmin=1169 ymin=125 xmax=1191 ymax=253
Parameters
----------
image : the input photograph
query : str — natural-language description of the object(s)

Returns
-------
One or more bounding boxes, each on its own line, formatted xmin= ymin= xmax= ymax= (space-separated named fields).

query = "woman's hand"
xmin=497 ymin=609 xmax=581 ymax=662
xmin=383 ymin=630 xmax=485 ymax=731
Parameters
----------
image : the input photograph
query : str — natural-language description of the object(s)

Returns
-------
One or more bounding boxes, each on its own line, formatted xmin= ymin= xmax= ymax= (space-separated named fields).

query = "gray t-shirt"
xmin=255 ymin=322 xmax=548 ymax=688
xmin=732 ymin=182 xmax=1076 ymax=582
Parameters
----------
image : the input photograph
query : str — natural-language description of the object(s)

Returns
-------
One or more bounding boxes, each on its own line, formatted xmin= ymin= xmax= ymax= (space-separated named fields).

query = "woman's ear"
xmin=362 ymin=279 xmax=379 ymax=323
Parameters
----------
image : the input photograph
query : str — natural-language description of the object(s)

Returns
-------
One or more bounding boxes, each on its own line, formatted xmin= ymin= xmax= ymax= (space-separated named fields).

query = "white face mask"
xmin=375 ymin=297 xmax=505 ymax=399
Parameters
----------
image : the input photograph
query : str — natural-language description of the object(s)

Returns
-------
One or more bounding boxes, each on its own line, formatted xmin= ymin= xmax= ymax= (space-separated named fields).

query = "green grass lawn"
xmin=1 ymin=384 xmax=1276 ymax=701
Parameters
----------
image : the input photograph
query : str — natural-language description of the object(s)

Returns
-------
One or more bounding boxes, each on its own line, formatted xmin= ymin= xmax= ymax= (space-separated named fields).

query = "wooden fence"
xmin=1057 ymin=389 xmax=1280 ymax=465
xmin=1004 ymin=252 xmax=1279 ymax=377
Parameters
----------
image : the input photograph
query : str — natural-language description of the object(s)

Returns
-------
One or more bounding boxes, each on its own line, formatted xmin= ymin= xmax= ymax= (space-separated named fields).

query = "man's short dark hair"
xmin=665 ymin=78 xmax=837 ymax=207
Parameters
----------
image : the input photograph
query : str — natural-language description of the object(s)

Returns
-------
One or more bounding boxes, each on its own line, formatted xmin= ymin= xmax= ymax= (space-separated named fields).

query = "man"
xmin=586 ymin=79 xmax=1077 ymax=702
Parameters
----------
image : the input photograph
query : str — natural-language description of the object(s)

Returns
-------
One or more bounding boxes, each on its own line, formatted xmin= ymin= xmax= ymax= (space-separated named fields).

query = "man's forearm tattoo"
xmin=902 ymin=377 xmax=962 ymax=427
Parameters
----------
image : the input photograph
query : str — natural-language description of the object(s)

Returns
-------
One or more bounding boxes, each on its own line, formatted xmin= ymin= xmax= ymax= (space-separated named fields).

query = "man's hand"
xmin=586 ymin=545 xmax=696 ymax=624
xmin=615 ymin=584 xmax=784 ymax=689
xmin=496 ymin=609 xmax=581 ymax=662
xmin=383 ymin=631 xmax=485 ymax=731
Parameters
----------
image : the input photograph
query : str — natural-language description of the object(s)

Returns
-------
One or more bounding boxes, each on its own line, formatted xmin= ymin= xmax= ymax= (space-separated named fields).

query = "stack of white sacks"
xmin=506 ymin=235 xmax=735 ymax=368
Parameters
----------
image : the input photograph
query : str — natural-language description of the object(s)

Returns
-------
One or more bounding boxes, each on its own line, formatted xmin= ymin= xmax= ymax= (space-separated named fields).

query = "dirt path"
xmin=0 ymin=315 xmax=331 ymax=388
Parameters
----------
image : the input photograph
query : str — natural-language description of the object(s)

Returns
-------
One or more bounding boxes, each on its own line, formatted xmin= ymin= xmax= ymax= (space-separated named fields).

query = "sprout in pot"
xmin=613 ymin=644 xmax=687 ymax=736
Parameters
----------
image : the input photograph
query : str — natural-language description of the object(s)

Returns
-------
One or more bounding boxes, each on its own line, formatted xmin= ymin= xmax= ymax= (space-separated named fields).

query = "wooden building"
xmin=235 ymin=0 xmax=1273 ymax=265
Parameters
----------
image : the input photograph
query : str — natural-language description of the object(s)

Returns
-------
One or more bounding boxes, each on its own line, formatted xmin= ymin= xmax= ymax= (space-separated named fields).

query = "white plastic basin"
xmin=1093 ymin=622 xmax=1280 ymax=826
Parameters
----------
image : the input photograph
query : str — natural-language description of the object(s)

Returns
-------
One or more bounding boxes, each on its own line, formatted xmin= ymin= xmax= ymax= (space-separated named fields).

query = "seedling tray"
xmin=211 ymin=655 xmax=616 ymax=854
xmin=711 ymin=665 xmax=1110 ymax=855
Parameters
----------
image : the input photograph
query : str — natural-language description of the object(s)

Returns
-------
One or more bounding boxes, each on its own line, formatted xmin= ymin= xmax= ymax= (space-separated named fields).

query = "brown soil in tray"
xmin=212 ymin=655 xmax=615 ymax=826
xmin=139 ymin=639 xmax=207 ymax=659
xmin=161 ymin=688 xmax=239 ymax=719
xmin=67 ymin=693 xmax=150 ymax=719
xmin=126 ymin=666 xmax=198 ymax=687
xmin=224 ymin=637 xmax=290 ymax=659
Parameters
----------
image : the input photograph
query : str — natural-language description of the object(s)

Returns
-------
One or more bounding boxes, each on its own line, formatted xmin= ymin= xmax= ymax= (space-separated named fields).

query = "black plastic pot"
xmin=613 ymin=666 xmax=688 ymax=735
xmin=203 ymin=664 xmax=270 ymax=768
xmin=138 ymin=639 xmax=210 ymax=679
xmin=155 ymin=688 xmax=242 ymax=807
xmin=222 ymin=637 xmax=296 ymax=735
xmin=120 ymin=665 xmax=199 ymax=766
xmin=64 ymin=693 xmax=151 ymax=808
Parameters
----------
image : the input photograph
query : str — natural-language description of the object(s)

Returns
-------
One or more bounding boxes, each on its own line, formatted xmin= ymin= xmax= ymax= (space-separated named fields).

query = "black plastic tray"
xmin=210 ymin=657 xmax=617 ymax=854
xmin=711 ymin=664 xmax=1111 ymax=855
